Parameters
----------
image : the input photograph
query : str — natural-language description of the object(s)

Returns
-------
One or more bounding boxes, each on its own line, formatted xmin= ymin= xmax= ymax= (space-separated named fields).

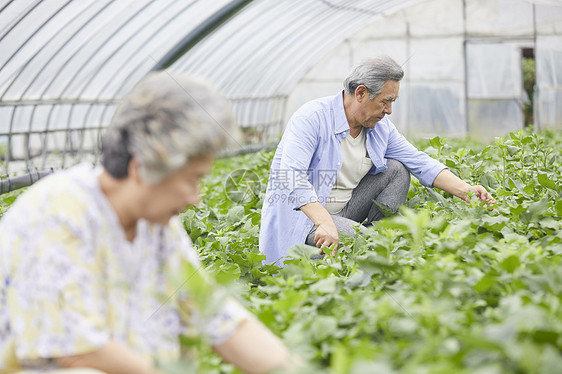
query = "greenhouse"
xmin=1 ymin=0 xmax=562 ymax=183
xmin=1 ymin=0 xmax=561 ymax=373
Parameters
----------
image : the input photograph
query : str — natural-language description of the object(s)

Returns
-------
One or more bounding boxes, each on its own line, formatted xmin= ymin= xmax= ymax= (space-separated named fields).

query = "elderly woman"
xmin=0 ymin=72 xmax=293 ymax=373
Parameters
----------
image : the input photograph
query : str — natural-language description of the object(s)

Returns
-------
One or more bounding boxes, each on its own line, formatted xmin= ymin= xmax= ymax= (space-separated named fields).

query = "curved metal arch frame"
xmin=151 ymin=0 xmax=254 ymax=71
xmin=17 ymin=2 xmax=112 ymax=168
xmin=74 ymin=1 xmax=202 ymax=162
xmin=59 ymin=0 xmax=181 ymax=167
xmin=0 ymin=0 xmax=258 ymax=193
xmin=0 ymin=0 xmax=436 ymax=194
xmin=2 ymin=0 xmax=73 ymax=166
xmin=193 ymin=1 xmax=306 ymax=94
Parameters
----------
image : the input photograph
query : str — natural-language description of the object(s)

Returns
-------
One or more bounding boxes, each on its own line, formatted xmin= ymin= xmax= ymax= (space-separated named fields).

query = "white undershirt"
xmin=324 ymin=128 xmax=373 ymax=214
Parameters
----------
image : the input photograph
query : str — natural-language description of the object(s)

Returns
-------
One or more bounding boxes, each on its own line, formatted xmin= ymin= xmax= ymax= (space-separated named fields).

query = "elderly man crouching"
xmin=260 ymin=56 xmax=493 ymax=264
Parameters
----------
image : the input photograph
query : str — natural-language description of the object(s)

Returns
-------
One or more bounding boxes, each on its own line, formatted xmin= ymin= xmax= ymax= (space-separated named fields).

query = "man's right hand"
xmin=314 ymin=221 xmax=339 ymax=255
xmin=300 ymin=201 xmax=340 ymax=256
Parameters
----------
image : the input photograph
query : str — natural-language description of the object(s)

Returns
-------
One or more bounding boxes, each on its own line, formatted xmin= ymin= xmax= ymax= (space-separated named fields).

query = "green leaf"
xmin=541 ymin=346 xmax=562 ymax=374
xmin=287 ymin=244 xmax=320 ymax=259
xmin=445 ymin=159 xmax=457 ymax=168
xmin=530 ymin=329 xmax=559 ymax=345
xmin=213 ymin=262 xmax=241 ymax=284
xmin=372 ymin=200 xmax=395 ymax=217
xmin=2 ymin=195 xmax=16 ymax=205
xmin=523 ymin=183 xmax=536 ymax=195
xmin=555 ymin=200 xmax=562 ymax=216
xmin=520 ymin=198 xmax=549 ymax=223
xmin=540 ymin=217 xmax=559 ymax=230
xmin=482 ymin=214 xmax=509 ymax=230
xmin=310 ymin=315 xmax=338 ymax=342
xmin=352 ymin=234 xmax=368 ymax=252
xmin=484 ymin=318 xmax=518 ymax=344
xmin=429 ymin=136 xmax=443 ymax=149
xmin=508 ymin=177 xmax=525 ymax=192
xmin=507 ymin=145 xmax=520 ymax=156
xmin=356 ymin=252 xmax=394 ymax=272
xmin=537 ymin=173 xmax=557 ymax=191
xmin=345 ymin=270 xmax=372 ymax=289
xmin=310 ymin=277 xmax=337 ymax=293
xmin=522 ymin=136 xmax=533 ymax=145
xmin=225 ymin=205 xmax=245 ymax=225
xmin=500 ymin=255 xmax=520 ymax=273
xmin=273 ymin=289 xmax=307 ymax=315
xmin=475 ymin=274 xmax=497 ymax=293
xmin=479 ymin=173 xmax=498 ymax=189
xmin=331 ymin=344 xmax=351 ymax=374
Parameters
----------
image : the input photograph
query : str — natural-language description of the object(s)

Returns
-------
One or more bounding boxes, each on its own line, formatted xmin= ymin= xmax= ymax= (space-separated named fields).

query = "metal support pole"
xmin=462 ymin=0 xmax=469 ymax=136
xmin=150 ymin=0 xmax=254 ymax=71
xmin=532 ymin=3 xmax=540 ymax=131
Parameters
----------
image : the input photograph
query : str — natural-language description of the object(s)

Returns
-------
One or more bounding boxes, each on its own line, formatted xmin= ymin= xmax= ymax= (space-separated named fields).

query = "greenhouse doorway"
xmin=522 ymin=47 xmax=536 ymax=127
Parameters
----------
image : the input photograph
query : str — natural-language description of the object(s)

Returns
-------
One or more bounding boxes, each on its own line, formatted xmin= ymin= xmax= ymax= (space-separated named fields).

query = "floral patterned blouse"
xmin=0 ymin=164 xmax=250 ymax=372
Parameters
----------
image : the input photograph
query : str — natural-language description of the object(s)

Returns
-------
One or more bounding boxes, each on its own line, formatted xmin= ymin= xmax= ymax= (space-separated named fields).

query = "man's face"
xmin=356 ymin=80 xmax=400 ymax=128
xmin=138 ymin=154 xmax=213 ymax=225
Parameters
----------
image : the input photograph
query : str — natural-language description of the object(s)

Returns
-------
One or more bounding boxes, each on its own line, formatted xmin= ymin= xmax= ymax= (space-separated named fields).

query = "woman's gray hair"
xmin=343 ymin=56 xmax=404 ymax=99
xmin=101 ymin=71 xmax=238 ymax=184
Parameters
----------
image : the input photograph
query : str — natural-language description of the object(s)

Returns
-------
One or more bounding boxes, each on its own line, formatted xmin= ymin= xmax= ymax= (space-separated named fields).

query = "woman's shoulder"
xmin=1 ymin=164 xmax=100 ymax=229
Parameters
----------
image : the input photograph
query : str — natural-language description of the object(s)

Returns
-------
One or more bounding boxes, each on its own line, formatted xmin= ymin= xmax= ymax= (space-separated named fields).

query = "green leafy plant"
xmin=182 ymin=128 xmax=561 ymax=373
xmin=1 ymin=129 xmax=561 ymax=373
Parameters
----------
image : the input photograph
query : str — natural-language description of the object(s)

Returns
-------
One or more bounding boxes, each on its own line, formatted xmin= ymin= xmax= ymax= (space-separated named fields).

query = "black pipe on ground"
xmin=0 ymin=143 xmax=276 ymax=195
xmin=0 ymin=169 xmax=55 ymax=195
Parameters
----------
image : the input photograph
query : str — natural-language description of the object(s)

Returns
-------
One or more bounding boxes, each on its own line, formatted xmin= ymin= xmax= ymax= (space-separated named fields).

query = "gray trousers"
xmin=306 ymin=159 xmax=410 ymax=245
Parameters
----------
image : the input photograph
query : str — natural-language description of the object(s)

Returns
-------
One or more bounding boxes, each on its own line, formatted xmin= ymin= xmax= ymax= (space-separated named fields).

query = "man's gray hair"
xmin=343 ymin=56 xmax=404 ymax=99
xmin=101 ymin=71 xmax=237 ymax=184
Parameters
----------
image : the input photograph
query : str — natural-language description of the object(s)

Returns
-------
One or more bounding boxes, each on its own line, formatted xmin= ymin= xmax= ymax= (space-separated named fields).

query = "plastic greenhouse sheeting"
xmin=1 ymin=0 xmax=561 ymax=186
xmin=466 ymin=42 xmax=526 ymax=139
xmin=0 ymin=0 xmax=424 ymax=180
xmin=536 ymin=35 xmax=562 ymax=130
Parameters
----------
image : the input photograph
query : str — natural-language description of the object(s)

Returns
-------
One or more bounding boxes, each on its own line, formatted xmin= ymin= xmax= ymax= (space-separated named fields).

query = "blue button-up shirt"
xmin=259 ymin=91 xmax=446 ymax=264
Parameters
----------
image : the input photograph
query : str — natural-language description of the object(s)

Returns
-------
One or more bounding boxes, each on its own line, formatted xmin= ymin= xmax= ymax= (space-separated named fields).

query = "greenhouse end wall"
xmin=287 ymin=0 xmax=562 ymax=141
